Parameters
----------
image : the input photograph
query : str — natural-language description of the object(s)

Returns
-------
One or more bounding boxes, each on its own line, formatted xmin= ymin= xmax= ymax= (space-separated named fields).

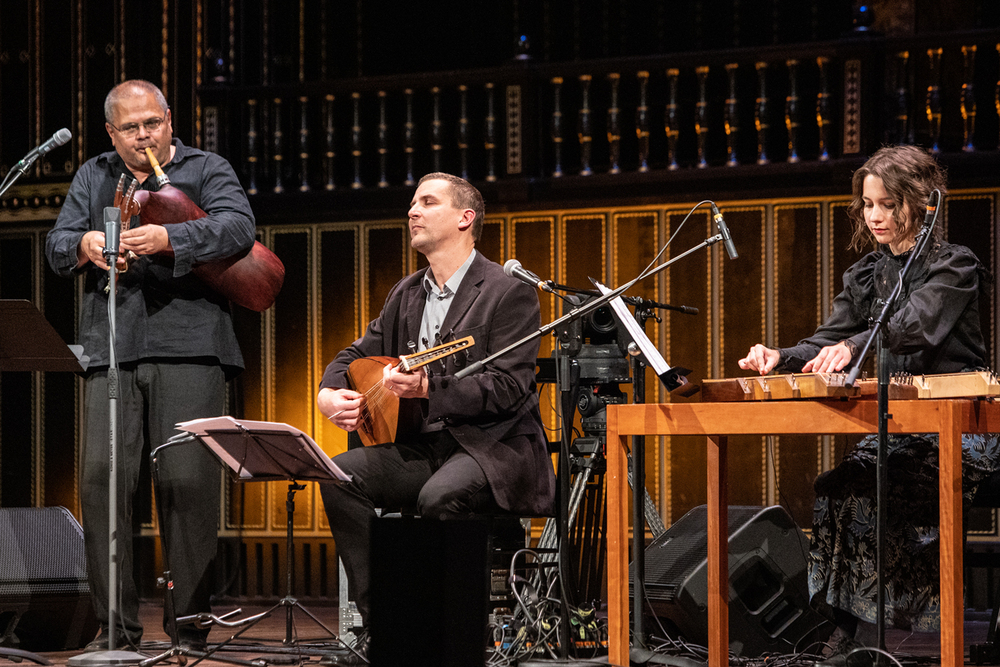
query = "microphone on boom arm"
xmin=504 ymin=258 xmax=556 ymax=293
xmin=711 ymin=203 xmax=738 ymax=260
xmin=0 ymin=128 xmax=73 ymax=197
xmin=15 ymin=128 xmax=72 ymax=171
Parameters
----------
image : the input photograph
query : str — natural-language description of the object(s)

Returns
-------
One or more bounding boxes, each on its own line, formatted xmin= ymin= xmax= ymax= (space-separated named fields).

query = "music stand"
xmin=168 ymin=417 xmax=353 ymax=650
xmin=0 ymin=299 xmax=88 ymax=372
xmin=0 ymin=300 xmax=86 ymax=666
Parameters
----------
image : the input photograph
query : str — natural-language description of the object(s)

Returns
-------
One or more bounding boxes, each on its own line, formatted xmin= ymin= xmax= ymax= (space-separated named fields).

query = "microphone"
xmin=104 ymin=207 xmax=122 ymax=258
xmin=15 ymin=128 xmax=72 ymax=170
xmin=916 ymin=190 xmax=940 ymax=245
xmin=711 ymin=203 xmax=738 ymax=260
xmin=504 ymin=259 xmax=555 ymax=293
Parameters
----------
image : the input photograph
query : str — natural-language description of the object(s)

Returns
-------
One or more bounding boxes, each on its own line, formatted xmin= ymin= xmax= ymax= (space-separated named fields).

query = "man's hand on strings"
xmin=318 ymin=387 xmax=365 ymax=431
xmin=383 ymin=363 xmax=428 ymax=399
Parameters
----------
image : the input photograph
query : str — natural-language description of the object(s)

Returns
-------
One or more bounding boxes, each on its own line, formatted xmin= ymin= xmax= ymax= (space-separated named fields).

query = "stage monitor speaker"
xmin=369 ymin=517 xmax=489 ymax=667
xmin=631 ymin=505 xmax=831 ymax=657
xmin=0 ymin=506 xmax=99 ymax=651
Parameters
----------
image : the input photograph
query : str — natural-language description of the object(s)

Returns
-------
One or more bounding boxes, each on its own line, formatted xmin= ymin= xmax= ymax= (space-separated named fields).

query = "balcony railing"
xmin=198 ymin=28 xmax=1000 ymax=213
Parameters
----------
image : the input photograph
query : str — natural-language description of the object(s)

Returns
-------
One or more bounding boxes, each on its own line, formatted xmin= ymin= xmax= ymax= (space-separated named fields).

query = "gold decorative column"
xmin=378 ymin=91 xmax=389 ymax=188
xmin=961 ymin=45 xmax=977 ymax=152
xmin=665 ymin=68 xmax=680 ymax=171
xmin=724 ymin=63 xmax=739 ymax=167
xmin=636 ymin=71 xmax=650 ymax=173
xmin=755 ymin=61 xmax=770 ymax=165
xmin=926 ymin=47 xmax=943 ymax=154
xmin=322 ymin=94 xmax=335 ymax=191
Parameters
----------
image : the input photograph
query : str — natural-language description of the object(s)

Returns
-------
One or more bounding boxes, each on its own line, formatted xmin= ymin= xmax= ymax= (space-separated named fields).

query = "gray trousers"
xmin=82 ymin=362 xmax=224 ymax=641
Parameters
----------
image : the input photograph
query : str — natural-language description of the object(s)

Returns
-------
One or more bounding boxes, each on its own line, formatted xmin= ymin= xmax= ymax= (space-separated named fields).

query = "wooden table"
xmin=606 ymin=398 xmax=1000 ymax=667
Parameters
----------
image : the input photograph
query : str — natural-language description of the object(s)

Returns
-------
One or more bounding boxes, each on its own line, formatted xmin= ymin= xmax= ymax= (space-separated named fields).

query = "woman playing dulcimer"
xmin=738 ymin=145 xmax=1000 ymax=665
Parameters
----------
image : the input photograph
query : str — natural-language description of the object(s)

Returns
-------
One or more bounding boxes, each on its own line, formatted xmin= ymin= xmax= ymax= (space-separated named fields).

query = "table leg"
xmin=607 ymin=409 xmax=631 ymax=667
xmin=707 ymin=435 xmax=729 ymax=667
xmin=939 ymin=403 xmax=963 ymax=667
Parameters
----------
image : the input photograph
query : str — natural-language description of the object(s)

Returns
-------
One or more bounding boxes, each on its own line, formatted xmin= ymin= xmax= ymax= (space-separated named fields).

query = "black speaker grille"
xmin=629 ymin=504 xmax=831 ymax=658
xmin=633 ymin=505 xmax=763 ymax=602
xmin=0 ymin=507 xmax=89 ymax=593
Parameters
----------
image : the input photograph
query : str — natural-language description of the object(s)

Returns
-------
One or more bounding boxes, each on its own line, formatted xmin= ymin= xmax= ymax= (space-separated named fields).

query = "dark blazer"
xmin=320 ymin=251 xmax=556 ymax=516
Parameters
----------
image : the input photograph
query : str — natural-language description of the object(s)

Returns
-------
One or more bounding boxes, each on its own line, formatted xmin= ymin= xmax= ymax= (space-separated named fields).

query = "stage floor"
xmin=3 ymin=602 xmax=996 ymax=667
xmin=5 ymin=601 xmax=347 ymax=667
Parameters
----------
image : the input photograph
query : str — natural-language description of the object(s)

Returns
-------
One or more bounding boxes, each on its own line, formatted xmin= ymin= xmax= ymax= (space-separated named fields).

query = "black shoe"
xmin=83 ymin=637 xmax=108 ymax=653
xmin=319 ymin=629 xmax=369 ymax=666
xmin=84 ymin=628 xmax=143 ymax=652
xmin=815 ymin=636 xmax=874 ymax=667
xmin=178 ymin=634 xmax=208 ymax=653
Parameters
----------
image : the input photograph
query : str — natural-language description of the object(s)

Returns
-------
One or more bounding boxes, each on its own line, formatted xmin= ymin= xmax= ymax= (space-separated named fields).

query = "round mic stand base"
xmin=67 ymin=650 xmax=144 ymax=667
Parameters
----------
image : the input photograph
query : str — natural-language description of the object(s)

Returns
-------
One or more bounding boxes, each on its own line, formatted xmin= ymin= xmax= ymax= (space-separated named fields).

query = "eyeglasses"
xmin=108 ymin=115 xmax=167 ymax=138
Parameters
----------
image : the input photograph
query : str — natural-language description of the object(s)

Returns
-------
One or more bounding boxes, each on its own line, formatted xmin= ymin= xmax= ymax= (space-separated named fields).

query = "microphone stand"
xmin=71 ymin=215 xmax=143 ymax=667
xmin=545 ymin=283 xmax=700 ymax=317
xmin=0 ymin=157 xmax=31 ymax=199
xmin=555 ymin=313 xmax=581 ymax=658
xmin=458 ymin=232 xmax=725 ymax=659
xmin=0 ymin=135 xmax=69 ymax=198
xmin=844 ymin=192 xmax=940 ymax=658
xmin=546 ymin=284 xmax=695 ymax=650
xmin=458 ymin=234 xmax=722 ymax=384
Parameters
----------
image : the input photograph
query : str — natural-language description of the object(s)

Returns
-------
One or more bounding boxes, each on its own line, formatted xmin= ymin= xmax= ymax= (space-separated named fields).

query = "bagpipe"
xmin=110 ymin=147 xmax=284 ymax=312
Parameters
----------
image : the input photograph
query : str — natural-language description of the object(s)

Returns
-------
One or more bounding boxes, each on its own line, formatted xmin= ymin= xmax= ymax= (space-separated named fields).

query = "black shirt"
xmin=45 ymin=138 xmax=255 ymax=373
xmin=778 ymin=242 xmax=987 ymax=375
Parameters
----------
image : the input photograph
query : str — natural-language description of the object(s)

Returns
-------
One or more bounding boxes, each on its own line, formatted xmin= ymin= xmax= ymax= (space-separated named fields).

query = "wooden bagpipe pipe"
xmin=701 ymin=370 xmax=1000 ymax=402
xmin=112 ymin=148 xmax=284 ymax=312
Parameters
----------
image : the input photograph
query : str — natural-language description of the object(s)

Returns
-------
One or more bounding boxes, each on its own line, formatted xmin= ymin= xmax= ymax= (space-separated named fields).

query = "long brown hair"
xmin=846 ymin=145 xmax=947 ymax=251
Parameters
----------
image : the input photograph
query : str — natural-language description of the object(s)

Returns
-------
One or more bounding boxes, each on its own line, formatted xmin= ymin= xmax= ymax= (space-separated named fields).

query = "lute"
xmin=346 ymin=336 xmax=475 ymax=447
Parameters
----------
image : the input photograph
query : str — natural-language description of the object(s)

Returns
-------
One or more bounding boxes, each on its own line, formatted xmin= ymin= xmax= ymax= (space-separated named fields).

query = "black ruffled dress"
xmin=776 ymin=242 xmax=1000 ymax=631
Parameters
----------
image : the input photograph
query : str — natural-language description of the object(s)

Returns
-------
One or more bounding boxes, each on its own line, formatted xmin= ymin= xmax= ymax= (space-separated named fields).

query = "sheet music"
xmin=592 ymin=280 xmax=671 ymax=376
xmin=176 ymin=416 xmax=351 ymax=482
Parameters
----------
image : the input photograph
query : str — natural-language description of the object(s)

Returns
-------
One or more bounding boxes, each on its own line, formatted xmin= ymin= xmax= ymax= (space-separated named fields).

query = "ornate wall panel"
xmin=478 ymin=217 xmax=505 ymax=266
xmin=716 ymin=206 xmax=768 ymax=509
xmin=511 ymin=216 xmax=556 ymax=432
xmin=559 ymin=212 xmax=607 ymax=458
xmin=365 ymin=225 xmax=406 ymax=325
xmin=270 ymin=229 xmax=313 ymax=531
xmin=946 ymin=194 xmax=996 ymax=363
xmin=511 ymin=217 xmax=556 ymax=325
xmin=944 ymin=193 xmax=998 ymax=537
xmin=612 ymin=211 xmax=662 ymax=513
xmin=664 ymin=208 xmax=711 ymax=524
xmin=773 ymin=204 xmax=823 ymax=529
xmin=560 ymin=214 xmax=605 ymax=290
xmin=227 ymin=251 xmax=266 ymax=531
xmin=316 ymin=226 xmax=360 ymax=462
